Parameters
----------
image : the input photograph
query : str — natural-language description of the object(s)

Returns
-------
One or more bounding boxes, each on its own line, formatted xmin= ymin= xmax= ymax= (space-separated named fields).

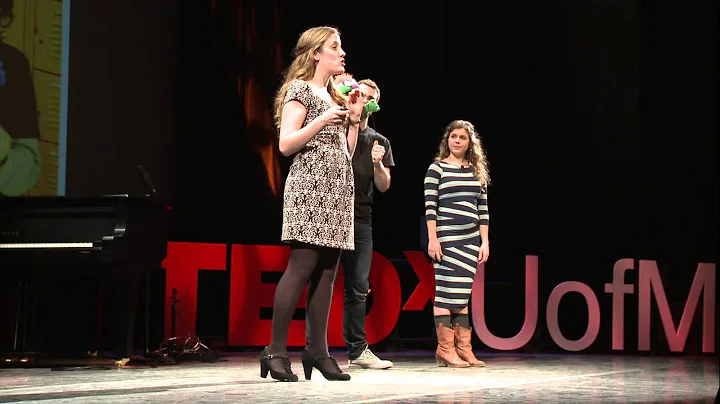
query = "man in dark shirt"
xmin=344 ymin=79 xmax=395 ymax=369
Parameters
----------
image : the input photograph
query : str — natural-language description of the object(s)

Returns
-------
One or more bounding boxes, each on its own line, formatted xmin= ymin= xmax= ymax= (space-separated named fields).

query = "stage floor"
xmin=0 ymin=351 xmax=717 ymax=403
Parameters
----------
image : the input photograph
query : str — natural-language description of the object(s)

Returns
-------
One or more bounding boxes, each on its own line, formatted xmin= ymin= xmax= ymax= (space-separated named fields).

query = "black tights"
xmin=268 ymin=242 xmax=341 ymax=358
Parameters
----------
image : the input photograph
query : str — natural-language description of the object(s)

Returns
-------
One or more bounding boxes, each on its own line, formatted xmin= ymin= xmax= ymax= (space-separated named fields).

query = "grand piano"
xmin=0 ymin=193 xmax=169 ymax=364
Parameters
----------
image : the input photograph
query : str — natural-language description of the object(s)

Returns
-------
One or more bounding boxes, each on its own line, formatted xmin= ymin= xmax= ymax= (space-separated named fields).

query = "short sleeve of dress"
xmin=284 ymin=79 xmax=311 ymax=109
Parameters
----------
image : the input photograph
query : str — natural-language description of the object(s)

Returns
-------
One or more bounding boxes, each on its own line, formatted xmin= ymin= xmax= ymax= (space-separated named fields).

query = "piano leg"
xmin=12 ymin=280 xmax=24 ymax=352
xmin=111 ymin=269 xmax=142 ymax=361
xmin=0 ymin=278 xmax=44 ymax=366
xmin=19 ymin=279 xmax=38 ymax=354
xmin=89 ymin=284 xmax=108 ymax=357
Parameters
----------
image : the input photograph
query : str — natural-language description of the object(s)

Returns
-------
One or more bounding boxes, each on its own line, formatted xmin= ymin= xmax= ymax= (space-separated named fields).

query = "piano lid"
xmin=0 ymin=194 xmax=168 ymax=244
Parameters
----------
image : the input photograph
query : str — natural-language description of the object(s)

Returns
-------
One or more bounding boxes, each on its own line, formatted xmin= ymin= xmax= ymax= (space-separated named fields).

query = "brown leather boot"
xmin=435 ymin=323 xmax=470 ymax=367
xmin=454 ymin=324 xmax=486 ymax=367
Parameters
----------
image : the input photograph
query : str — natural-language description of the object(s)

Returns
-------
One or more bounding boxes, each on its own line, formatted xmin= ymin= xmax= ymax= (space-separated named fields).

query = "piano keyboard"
xmin=0 ymin=243 xmax=94 ymax=249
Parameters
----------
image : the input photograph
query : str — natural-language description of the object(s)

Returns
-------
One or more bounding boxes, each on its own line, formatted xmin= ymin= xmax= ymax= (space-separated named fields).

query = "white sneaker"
xmin=348 ymin=347 xmax=393 ymax=369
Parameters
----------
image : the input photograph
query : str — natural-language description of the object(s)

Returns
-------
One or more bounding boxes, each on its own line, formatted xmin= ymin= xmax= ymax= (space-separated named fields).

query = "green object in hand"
xmin=360 ymin=99 xmax=380 ymax=120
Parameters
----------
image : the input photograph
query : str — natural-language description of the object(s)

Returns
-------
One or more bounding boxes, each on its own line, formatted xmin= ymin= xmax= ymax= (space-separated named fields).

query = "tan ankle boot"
xmin=435 ymin=323 xmax=470 ymax=367
xmin=454 ymin=324 xmax=486 ymax=367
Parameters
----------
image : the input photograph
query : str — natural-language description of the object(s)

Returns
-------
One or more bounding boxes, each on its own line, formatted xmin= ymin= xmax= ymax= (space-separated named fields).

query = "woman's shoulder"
xmin=426 ymin=160 xmax=444 ymax=173
xmin=284 ymin=79 xmax=313 ymax=106
xmin=288 ymin=79 xmax=310 ymax=91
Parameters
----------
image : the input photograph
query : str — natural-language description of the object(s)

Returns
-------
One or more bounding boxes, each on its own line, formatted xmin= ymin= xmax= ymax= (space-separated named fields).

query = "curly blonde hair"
xmin=272 ymin=26 xmax=346 ymax=132
xmin=434 ymin=120 xmax=491 ymax=185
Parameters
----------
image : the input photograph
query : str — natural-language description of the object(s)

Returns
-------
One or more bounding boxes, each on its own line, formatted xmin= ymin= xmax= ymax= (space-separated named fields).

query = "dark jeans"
xmin=342 ymin=216 xmax=373 ymax=360
xmin=305 ymin=216 xmax=373 ymax=360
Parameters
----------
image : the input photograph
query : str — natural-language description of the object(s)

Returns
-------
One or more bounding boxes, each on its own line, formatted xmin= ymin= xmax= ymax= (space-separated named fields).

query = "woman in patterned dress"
xmin=259 ymin=26 xmax=364 ymax=382
xmin=423 ymin=120 xmax=491 ymax=368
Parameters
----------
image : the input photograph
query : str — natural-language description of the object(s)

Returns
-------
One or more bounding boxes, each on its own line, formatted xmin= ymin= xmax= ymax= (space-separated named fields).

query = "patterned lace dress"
xmin=281 ymin=79 xmax=355 ymax=251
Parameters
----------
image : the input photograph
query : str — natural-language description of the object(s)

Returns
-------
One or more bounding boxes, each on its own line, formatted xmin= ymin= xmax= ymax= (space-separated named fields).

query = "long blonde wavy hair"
xmin=434 ymin=120 xmax=491 ymax=185
xmin=273 ymin=26 xmax=346 ymax=132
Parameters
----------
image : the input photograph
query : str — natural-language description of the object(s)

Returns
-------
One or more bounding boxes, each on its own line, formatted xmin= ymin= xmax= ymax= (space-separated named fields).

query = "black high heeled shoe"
xmin=301 ymin=348 xmax=351 ymax=381
xmin=259 ymin=347 xmax=298 ymax=382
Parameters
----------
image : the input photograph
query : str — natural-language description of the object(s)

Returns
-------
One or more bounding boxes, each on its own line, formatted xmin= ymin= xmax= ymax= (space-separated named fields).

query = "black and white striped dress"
xmin=424 ymin=160 xmax=489 ymax=310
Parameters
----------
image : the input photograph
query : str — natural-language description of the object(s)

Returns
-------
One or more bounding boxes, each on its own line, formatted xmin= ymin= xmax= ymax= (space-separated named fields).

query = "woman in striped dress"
xmin=424 ymin=119 xmax=490 ymax=368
